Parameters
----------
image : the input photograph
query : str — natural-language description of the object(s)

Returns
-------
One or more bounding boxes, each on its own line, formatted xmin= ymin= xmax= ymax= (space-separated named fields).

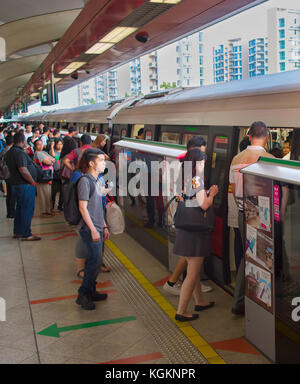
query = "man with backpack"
xmin=75 ymin=149 xmax=110 ymax=310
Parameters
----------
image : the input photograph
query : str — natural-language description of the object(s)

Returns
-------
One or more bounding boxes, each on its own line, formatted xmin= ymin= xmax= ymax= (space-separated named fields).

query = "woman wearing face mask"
xmin=174 ymin=148 xmax=219 ymax=322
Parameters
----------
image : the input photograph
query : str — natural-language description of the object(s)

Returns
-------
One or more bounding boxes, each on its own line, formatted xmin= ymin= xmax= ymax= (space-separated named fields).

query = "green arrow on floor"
xmin=37 ymin=316 xmax=137 ymax=338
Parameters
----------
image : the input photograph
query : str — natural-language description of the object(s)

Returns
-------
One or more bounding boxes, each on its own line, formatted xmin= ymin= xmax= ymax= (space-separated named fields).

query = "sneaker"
xmin=163 ymin=281 xmax=181 ymax=296
xmin=201 ymin=282 xmax=213 ymax=293
xmin=21 ymin=235 xmax=41 ymax=241
xmin=76 ymin=294 xmax=95 ymax=310
xmin=90 ymin=292 xmax=108 ymax=302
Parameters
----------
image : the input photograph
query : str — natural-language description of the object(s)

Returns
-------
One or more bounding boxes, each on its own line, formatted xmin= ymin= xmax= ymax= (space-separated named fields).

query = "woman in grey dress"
xmin=174 ymin=149 xmax=219 ymax=322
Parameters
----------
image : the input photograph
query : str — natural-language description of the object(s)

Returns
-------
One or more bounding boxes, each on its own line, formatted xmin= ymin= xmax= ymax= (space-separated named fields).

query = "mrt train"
xmin=22 ymin=69 xmax=300 ymax=292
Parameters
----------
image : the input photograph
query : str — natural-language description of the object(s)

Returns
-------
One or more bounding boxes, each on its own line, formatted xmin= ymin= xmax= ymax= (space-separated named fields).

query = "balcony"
xmin=149 ymin=73 xmax=157 ymax=80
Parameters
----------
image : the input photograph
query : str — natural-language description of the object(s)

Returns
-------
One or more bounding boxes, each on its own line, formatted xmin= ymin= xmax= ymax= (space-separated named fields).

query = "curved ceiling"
xmin=0 ymin=0 xmax=84 ymax=111
xmin=0 ymin=0 xmax=267 ymax=113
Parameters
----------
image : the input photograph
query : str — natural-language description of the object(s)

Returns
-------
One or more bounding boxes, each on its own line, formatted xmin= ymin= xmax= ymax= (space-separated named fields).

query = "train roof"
xmin=21 ymin=70 xmax=300 ymax=127
xmin=131 ymin=70 xmax=300 ymax=107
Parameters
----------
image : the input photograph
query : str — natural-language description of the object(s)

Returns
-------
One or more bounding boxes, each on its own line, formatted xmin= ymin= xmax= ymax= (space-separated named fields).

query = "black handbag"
xmin=38 ymin=169 xmax=53 ymax=183
xmin=173 ymin=198 xmax=215 ymax=232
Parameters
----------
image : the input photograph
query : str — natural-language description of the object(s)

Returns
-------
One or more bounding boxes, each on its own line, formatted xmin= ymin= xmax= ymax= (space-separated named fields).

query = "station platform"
xmin=0 ymin=196 xmax=271 ymax=365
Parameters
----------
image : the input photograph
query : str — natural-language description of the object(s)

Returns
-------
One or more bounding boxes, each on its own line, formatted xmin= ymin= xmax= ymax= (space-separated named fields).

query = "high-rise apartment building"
xmin=248 ymin=38 xmax=269 ymax=77
xmin=130 ymin=58 xmax=142 ymax=96
xmin=199 ymin=32 xmax=204 ymax=86
xmin=78 ymin=70 xmax=118 ymax=106
xmin=213 ymin=39 xmax=244 ymax=83
xmin=77 ymin=78 xmax=97 ymax=106
xmin=268 ymin=7 xmax=300 ymax=73
xmin=148 ymin=51 xmax=159 ymax=92
xmin=213 ymin=44 xmax=228 ymax=83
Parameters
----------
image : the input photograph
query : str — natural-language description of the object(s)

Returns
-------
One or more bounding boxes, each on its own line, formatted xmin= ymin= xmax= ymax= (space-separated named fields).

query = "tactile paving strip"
xmin=104 ymin=246 xmax=208 ymax=364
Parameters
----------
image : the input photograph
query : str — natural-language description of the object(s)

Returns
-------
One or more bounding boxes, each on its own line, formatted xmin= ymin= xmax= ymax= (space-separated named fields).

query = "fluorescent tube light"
xmin=59 ymin=62 xmax=87 ymax=75
xmin=86 ymin=42 xmax=114 ymax=55
xmin=100 ymin=27 xmax=138 ymax=44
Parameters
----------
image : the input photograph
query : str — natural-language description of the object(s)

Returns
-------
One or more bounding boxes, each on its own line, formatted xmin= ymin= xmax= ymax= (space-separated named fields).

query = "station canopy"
xmin=0 ymin=0 xmax=266 ymax=113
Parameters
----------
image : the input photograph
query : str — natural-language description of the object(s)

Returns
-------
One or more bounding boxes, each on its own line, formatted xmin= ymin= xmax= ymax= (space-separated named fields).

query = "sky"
xmin=27 ymin=0 xmax=300 ymax=114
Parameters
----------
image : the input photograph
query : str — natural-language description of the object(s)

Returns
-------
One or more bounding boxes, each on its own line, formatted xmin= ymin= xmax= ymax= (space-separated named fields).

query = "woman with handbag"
xmin=174 ymin=148 xmax=219 ymax=322
xmin=49 ymin=138 xmax=63 ymax=211
xmin=33 ymin=140 xmax=55 ymax=217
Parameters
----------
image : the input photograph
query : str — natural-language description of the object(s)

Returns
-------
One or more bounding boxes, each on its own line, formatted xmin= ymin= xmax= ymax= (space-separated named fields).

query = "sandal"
xmin=77 ymin=269 xmax=84 ymax=278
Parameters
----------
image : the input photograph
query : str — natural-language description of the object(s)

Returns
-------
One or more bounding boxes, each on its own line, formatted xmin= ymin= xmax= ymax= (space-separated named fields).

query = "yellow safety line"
xmin=125 ymin=210 xmax=168 ymax=247
xmin=276 ymin=319 xmax=300 ymax=346
xmin=106 ymin=239 xmax=226 ymax=364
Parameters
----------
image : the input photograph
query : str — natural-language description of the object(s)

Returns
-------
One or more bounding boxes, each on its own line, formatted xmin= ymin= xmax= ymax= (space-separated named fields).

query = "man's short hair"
xmin=187 ymin=136 xmax=207 ymax=150
xmin=13 ymin=132 xmax=26 ymax=145
xmin=43 ymin=127 xmax=49 ymax=133
xmin=83 ymin=149 xmax=104 ymax=168
xmin=248 ymin=121 xmax=268 ymax=138
xmin=81 ymin=134 xmax=92 ymax=146
xmin=53 ymin=129 xmax=60 ymax=136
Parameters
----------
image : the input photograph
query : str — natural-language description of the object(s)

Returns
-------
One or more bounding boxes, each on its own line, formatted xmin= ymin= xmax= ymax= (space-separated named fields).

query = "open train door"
xmin=203 ymin=126 xmax=240 ymax=287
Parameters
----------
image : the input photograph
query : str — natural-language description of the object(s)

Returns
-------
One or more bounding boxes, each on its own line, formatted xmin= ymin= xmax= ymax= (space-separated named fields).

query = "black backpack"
xmin=63 ymin=175 xmax=95 ymax=226
xmin=0 ymin=152 xmax=9 ymax=180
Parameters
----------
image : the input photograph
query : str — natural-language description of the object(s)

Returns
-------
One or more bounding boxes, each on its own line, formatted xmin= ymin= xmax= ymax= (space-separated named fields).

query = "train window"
xmin=182 ymin=133 xmax=208 ymax=147
xmin=210 ymin=135 xmax=229 ymax=208
xmin=161 ymin=132 xmax=180 ymax=144
xmin=121 ymin=128 xmax=127 ymax=138
xmin=145 ymin=130 xmax=152 ymax=141
xmin=131 ymin=124 xmax=144 ymax=138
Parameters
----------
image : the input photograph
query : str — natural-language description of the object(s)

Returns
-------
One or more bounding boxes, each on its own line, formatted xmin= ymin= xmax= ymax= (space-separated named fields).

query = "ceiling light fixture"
xmin=85 ymin=42 xmax=114 ymax=55
xmin=59 ymin=62 xmax=87 ymax=75
xmin=100 ymin=27 xmax=138 ymax=44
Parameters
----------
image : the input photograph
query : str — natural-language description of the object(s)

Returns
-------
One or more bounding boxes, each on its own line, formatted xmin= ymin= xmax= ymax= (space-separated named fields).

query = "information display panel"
xmin=244 ymin=174 xmax=274 ymax=313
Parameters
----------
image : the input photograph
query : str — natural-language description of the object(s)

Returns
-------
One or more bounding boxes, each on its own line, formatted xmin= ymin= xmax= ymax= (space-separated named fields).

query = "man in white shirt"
xmin=40 ymin=127 xmax=50 ymax=150
xmin=230 ymin=121 xmax=274 ymax=316
xmin=24 ymin=125 xmax=33 ymax=141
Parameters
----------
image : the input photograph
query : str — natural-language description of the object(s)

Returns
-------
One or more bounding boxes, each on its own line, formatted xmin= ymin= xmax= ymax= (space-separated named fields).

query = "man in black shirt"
xmin=5 ymin=132 xmax=41 ymax=241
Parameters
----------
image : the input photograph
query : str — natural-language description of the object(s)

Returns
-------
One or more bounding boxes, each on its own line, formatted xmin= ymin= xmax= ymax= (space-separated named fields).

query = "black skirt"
xmin=173 ymin=228 xmax=211 ymax=258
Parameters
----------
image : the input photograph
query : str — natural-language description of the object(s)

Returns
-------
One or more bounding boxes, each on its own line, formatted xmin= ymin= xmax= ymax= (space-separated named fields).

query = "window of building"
xmin=280 ymin=51 xmax=285 ymax=61
xmin=280 ymin=62 xmax=286 ymax=71
xmin=279 ymin=18 xmax=285 ymax=28
xmin=279 ymin=40 xmax=285 ymax=50
xmin=279 ymin=29 xmax=285 ymax=39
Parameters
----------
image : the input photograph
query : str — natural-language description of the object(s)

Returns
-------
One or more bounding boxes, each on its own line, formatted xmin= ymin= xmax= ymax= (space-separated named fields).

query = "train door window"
xmin=209 ymin=136 xmax=229 ymax=208
xmin=131 ymin=124 xmax=144 ymax=139
xmin=182 ymin=133 xmax=208 ymax=147
xmin=161 ymin=132 xmax=180 ymax=144
xmin=102 ymin=124 xmax=109 ymax=135
xmin=121 ymin=128 xmax=127 ymax=138
xmin=145 ymin=130 xmax=152 ymax=141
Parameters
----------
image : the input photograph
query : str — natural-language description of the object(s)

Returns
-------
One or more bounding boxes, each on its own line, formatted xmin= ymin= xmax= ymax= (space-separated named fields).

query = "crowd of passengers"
xmin=0 ymin=121 xmax=299 ymax=318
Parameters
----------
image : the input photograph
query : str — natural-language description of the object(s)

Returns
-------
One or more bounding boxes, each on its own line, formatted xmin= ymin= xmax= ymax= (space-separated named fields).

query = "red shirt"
xmin=66 ymin=144 xmax=93 ymax=164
